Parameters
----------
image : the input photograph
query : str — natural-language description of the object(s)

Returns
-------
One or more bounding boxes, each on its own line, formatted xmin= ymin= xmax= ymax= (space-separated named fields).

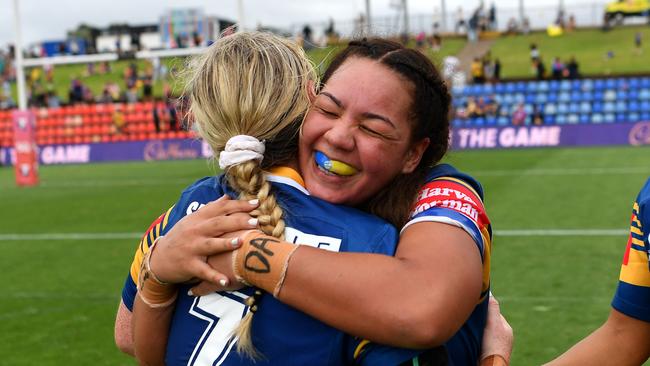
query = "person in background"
xmin=551 ymin=57 xmax=564 ymax=80
xmin=535 ymin=58 xmax=546 ymax=80
xmin=544 ymin=178 xmax=650 ymax=365
xmin=472 ymin=57 xmax=486 ymax=84
xmin=512 ymin=103 xmax=526 ymax=125
xmin=566 ymin=56 xmax=580 ymax=79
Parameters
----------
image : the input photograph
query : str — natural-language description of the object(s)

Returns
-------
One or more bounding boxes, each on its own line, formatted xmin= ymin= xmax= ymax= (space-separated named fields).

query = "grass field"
xmin=1 ymin=145 xmax=650 ymax=364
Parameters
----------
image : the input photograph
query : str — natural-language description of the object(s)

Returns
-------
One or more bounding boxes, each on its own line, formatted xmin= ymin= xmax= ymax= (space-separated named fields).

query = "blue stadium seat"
xmin=629 ymin=78 xmax=641 ymax=89
xmin=617 ymin=90 xmax=628 ymax=100
xmin=616 ymin=78 xmax=628 ymax=90
xmin=560 ymin=80 xmax=571 ymax=91
xmin=547 ymin=93 xmax=559 ymax=103
xmin=641 ymin=101 xmax=650 ymax=112
xmin=525 ymin=93 xmax=536 ymax=104
xmin=515 ymin=82 xmax=526 ymax=93
xmin=505 ymin=83 xmax=516 ymax=94
xmin=628 ymin=101 xmax=640 ymax=112
xmin=544 ymin=103 xmax=557 ymax=115
xmin=641 ymin=112 xmax=650 ymax=121
xmin=580 ymin=91 xmax=593 ymax=102
xmin=604 ymin=113 xmax=616 ymax=122
xmin=579 ymin=113 xmax=590 ymax=124
xmin=537 ymin=81 xmax=550 ymax=92
xmin=592 ymin=101 xmax=604 ymax=113
xmin=594 ymin=91 xmax=605 ymax=101
xmin=604 ymin=90 xmax=617 ymax=101
xmin=535 ymin=93 xmax=548 ymax=104
xmin=640 ymin=78 xmax=650 ymax=88
xmin=605 ymin=78 xmax=616 ymax=89
xmin=594 ymin=79 xmax=606 ymax=90
xmin=580 ymin=102 xmax=592 ymax=114
xmin=495 ymin=83 xmax=506 ymax=94
xmin=615 ymin=113 xmax=626 ymax=123
xmin=497 ymin=116 xmax=509 ymax=126
xmin=549 ymin=80 xmax=560 ymax=92
xmin=524 ymin=104 xmax=534 ymax=114
xmin=555 ymin=114 xmax=567 ymax=124
xmin=628 ymin=89 xmax=639 ymax=101
xmin=514 ymin=93 xmax=525 ymax=104
xmin=526 ymin=82 xmax=538 ymax=93
xmin=483 ymin=84 xmax=494 ymax=94
xmin=581 ymin=79 xmax=594 ymax=91
xmin=591 ymin=113 xmax=604 ymax=123
xmin=571 ymin=80 xmax=582 ymax=91
xmin=557 ymin=103 xmax=569 ymax=114
xmin=452 ymin=118 xmax=464 ymax=127
xmin=616 ymin=101 xmax=627 ymax=113
xmin=486 ymin=116 xmax=497 ymax=126
xmin=473 ymin=117 xmax=486 ymax=126
xmin=569 ymin=103 xmax=580 ymax=114
xmin=639 ymin=89 xmax=650 ymax=100
xmin=567 ymin=114 xmax=580 ymax=124
xmin=570 ymin=91 xmax=581 ymax=102
xmin=559 ymin=92 xmax=571 ymax=103
xmin=545 ymin=115 xmax=556 ymax=124
xmin=604 ymin=102 xmax=616 ymax=113
xmin=503 ymin=94 xmax=515 ymax=105
xmin=627 ymin=112 xmax=641 ymax=122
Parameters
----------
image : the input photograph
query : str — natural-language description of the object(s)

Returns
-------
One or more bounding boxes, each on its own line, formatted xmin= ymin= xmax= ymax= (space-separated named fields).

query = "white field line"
xmin=472 ymin=166 xmax=647 ymax=176
xmin=0 ymin=229 xmax=628 ymax=241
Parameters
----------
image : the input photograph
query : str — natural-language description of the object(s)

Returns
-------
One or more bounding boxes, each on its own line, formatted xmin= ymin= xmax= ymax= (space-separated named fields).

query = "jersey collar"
xmin=267 ymin=167 xmax=309 ymax=195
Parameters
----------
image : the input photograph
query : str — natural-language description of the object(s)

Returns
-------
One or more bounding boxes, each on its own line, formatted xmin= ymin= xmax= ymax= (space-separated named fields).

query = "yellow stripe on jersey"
xmin=479 ymin=226 xmax=492 ymax=302
xmin=353 ymin=339 xmax=371 ymax=359
xmin=631 ymin=226 xmax=643 ymax=236
xmin=632 ymin=214 xmax=641 ymax=227
xmin=632 ymin=237 xmax=645 ymax=246
xmin=129 ymin=208 xmax=174 ymax=284
xmin=620 ymin=247 xmax=650 ymax=287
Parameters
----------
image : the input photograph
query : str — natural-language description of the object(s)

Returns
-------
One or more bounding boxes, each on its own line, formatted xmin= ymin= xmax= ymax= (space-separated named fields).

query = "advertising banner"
xmin=450 ymin=122 xmax=650 ymax=150
xmin=12 ymin=110 xmax=39 ymax=186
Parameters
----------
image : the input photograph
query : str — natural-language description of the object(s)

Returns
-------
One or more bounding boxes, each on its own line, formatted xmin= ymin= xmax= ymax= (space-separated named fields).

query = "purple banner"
xmin=1 ymin=138 xmax=213 ymax=166
xmin=451 ymin=122 xmax=650 ymax=150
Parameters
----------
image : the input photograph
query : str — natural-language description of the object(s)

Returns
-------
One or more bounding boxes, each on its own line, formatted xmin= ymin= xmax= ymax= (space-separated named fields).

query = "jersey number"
xmin=187 ymin=292 xmax=248 ymax=366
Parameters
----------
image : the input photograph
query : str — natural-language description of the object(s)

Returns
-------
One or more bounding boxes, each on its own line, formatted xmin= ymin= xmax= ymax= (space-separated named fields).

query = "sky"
xmin=0 ymin=0 xmax=606 ymax=47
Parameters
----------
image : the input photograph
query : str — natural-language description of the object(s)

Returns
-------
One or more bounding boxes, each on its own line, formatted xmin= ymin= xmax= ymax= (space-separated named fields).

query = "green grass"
xmin=491 ymin=25 xmax=650 ymax=78
xmin=1 ymin=145 xmax=650 ymax=364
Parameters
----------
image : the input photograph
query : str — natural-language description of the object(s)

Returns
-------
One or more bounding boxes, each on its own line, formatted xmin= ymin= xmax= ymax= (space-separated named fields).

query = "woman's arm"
xmin=277 ymin=221 xmax=482 ymax=348
xmin=132 ymin=296 xmax=174 ymax=366
xmin=545 ymin=309 xmax=650 ymax=366
xmin=114 ymin=300 xmax=134 ymax=356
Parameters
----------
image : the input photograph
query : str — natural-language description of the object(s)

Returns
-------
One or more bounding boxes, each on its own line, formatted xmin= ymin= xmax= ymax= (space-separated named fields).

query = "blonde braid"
xmin=184 ymin=31 xmax=317 ymax=360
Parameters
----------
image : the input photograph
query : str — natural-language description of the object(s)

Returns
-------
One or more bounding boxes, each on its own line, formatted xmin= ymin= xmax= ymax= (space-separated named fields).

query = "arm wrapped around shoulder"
xmin=233 ymin=231 xmax=300 ymax=297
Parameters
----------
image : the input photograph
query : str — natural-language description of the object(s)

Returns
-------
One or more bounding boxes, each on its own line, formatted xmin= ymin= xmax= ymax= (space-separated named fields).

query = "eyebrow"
xmin=320 ymin=92 xmax=396 ymax=129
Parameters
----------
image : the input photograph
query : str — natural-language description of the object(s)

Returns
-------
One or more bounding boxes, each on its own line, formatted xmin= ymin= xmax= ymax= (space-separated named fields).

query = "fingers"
xmin=198 ymin=214 xmax=258 ymax=237
xmin=193 ymin=261 xmax=230 ymax=287
xmin=188 ymin=281 xmax=223 ymax=297
xmin=197 ymin=195 xmax=259 ymax=218
xmin=193 ymin=237 xmax=241 ymax=256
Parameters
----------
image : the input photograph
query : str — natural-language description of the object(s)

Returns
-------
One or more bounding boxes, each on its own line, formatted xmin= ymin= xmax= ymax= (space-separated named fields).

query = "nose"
xmin=323 ymin=118 xmax=355 ymax=152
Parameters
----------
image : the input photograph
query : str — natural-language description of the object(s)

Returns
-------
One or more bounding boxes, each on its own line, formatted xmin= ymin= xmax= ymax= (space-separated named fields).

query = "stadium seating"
xmin=453 ymin=76 xmax=650 ymax=127
xmin=0 ymin=102 xmax=195 ymax=148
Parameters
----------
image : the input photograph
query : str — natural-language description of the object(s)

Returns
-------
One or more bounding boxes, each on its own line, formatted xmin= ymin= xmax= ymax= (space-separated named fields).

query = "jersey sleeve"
xmin=120 ymin=206 xmax=175 ymax=311
xmin=612 ymin=180 xmax=650 ymax=322
xmin=346 ymin=338 xmax=448 ymax=366
xmin=404 ymin=177 xmax=491 ymax=257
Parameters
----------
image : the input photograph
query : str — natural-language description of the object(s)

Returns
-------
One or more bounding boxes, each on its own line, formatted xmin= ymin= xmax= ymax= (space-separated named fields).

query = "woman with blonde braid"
xmin=118 ymin=32 xmax=443 ymax=365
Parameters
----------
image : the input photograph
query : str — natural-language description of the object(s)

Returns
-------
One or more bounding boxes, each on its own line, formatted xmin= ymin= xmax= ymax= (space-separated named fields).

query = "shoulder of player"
xmin=426 ymin=164 xmax=485 ymax=201
xmin=166 ymin=175 xmax=225 ymax=224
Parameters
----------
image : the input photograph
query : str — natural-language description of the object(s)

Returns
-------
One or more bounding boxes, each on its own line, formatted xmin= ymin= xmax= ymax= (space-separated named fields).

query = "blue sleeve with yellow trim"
xmin=120 ymin=176 xmax=224 ymax=311
xmin=612 ymin=177 xmax=650 ymax=322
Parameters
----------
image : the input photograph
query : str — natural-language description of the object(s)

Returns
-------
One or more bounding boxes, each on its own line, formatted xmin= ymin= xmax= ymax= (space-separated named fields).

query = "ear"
xmin=401 ymin=137 xmax=430 ymax=174
xmin=307 ymin=80 xmax=317 ymax=103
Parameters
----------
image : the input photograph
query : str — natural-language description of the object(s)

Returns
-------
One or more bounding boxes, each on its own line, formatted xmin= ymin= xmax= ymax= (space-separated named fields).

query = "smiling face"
xmin=298 ymin=57 xmax=429 ymax=206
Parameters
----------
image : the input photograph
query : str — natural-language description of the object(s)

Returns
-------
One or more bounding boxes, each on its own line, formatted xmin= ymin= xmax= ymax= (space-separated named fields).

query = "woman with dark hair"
xmin=118 ymin=36 xmax=496 ymax=366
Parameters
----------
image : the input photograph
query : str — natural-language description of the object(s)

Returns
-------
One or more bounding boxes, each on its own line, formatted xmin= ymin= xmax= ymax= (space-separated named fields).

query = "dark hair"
xmin=321 ymin=38 xmax=451 ymax=228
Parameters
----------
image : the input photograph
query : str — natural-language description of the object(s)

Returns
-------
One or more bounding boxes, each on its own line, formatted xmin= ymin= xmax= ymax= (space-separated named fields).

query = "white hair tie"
xmin=218 ymin=135 xmax=265 ymax=169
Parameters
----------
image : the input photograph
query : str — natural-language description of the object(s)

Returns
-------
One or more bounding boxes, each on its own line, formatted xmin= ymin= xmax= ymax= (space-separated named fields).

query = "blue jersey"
xmin=612 ymin=177 xmax=650 ymax=322
xmin=122 ymin=168 xmax=400 ymax=365
xmin=354 ymin=164 xmax=492 ymax=366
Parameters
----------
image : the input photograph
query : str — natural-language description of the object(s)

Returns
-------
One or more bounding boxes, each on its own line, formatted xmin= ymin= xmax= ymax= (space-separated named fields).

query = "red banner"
xmin=12 ymin=110 xmax=39 ymax=186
